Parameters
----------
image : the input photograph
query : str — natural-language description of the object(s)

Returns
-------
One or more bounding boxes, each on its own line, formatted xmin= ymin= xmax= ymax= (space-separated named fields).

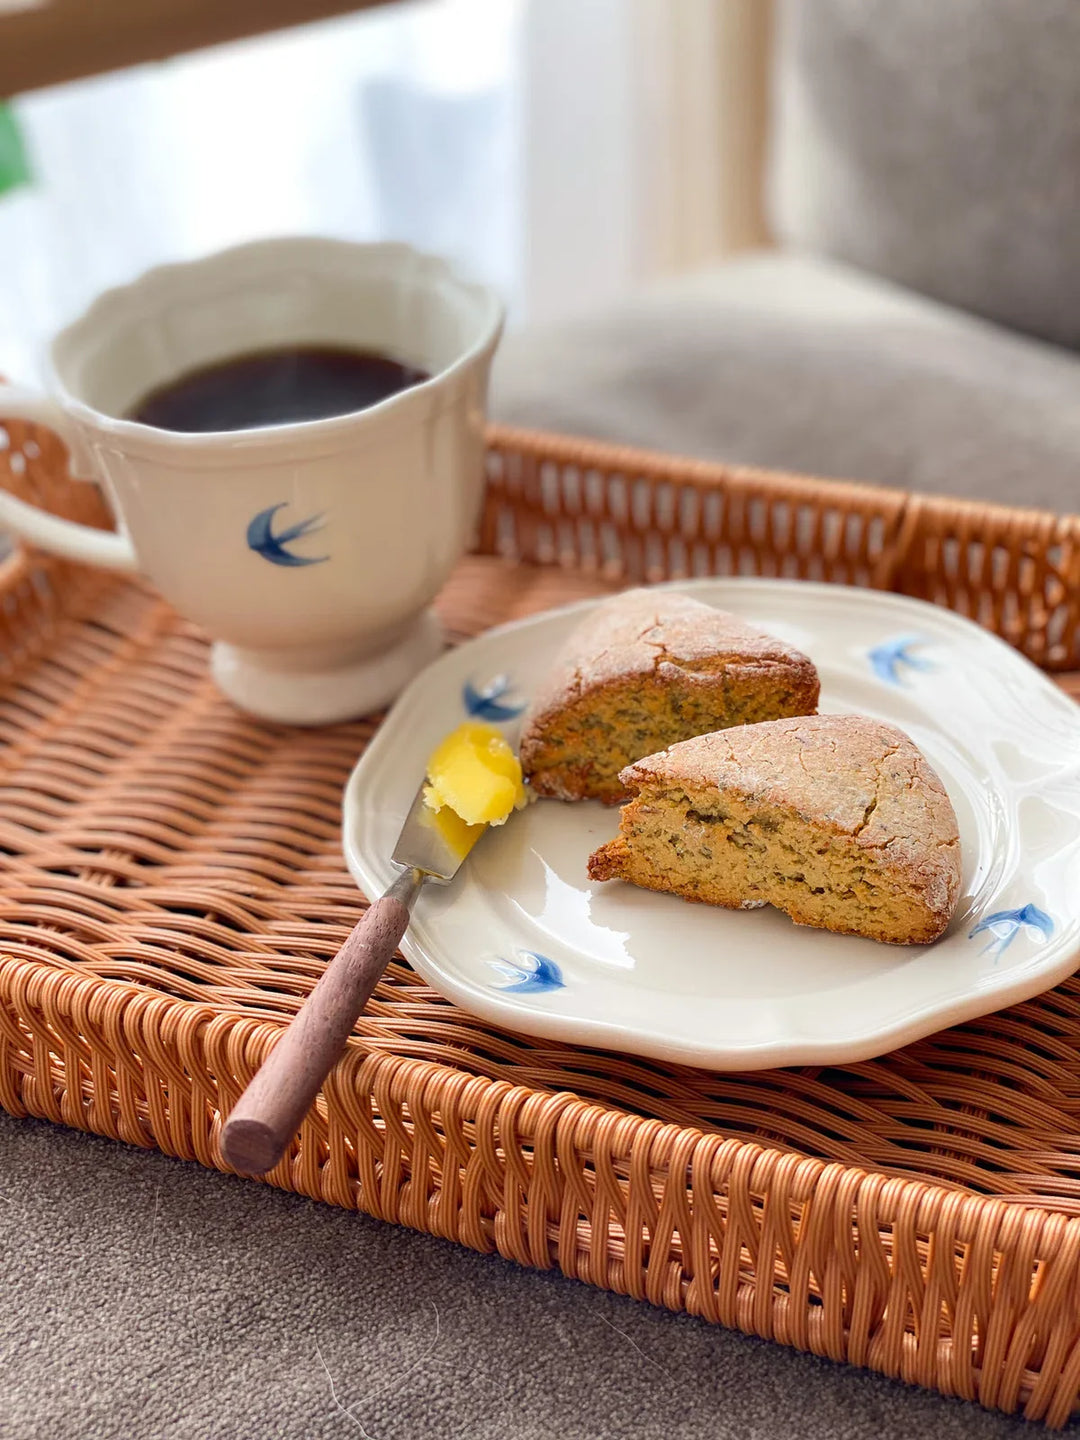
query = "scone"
xmin=587 ymin=714 xmax=961 ymax=944
xmin=519 ymin=589 xmax=819 ymax=803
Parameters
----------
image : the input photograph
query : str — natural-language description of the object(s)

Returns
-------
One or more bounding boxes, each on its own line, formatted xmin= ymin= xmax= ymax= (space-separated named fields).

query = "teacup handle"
xmin=0 ymin=382 xmax=138 ymax=572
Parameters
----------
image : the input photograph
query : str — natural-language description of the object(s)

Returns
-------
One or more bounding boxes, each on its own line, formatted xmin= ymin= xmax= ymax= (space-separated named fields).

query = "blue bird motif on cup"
xmin=969 ymin=903 xmax=1053 ymax=958
xmin=246 ymin=503 xmax=328 ymax=567
xmin=868 ymin=634 xmax=935 ymax=686
xmin=463 ymin=673 xmax=526 ymax=722
xmin=489 ymin=951 xmax=565 ymax=993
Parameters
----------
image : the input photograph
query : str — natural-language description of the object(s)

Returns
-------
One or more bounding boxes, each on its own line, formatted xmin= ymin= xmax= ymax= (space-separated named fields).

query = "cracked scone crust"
xmin=587 ymin=715 xmax=962 ymax=945
xmin=519 ymin=590 xmax=819 ymax=803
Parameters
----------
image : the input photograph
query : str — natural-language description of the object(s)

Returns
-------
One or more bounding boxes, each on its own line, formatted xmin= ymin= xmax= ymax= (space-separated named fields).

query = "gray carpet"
xmin=0 ymin=1110 xmax=1051 ymax=1440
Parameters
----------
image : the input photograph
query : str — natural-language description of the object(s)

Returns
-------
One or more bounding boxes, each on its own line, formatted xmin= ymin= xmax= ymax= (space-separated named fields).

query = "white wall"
xmin=0 ymin=0 xmax=770 ymax=380
xmin=520 ymin=0 xmax=771 ymax=327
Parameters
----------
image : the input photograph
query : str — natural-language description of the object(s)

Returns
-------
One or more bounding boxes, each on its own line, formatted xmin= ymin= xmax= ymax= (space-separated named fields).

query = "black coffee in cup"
xmin=128 ymin=345 xmax=429 ymax=433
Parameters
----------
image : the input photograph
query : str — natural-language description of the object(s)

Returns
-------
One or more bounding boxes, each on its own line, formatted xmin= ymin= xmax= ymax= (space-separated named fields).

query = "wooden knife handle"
xmin=221 ymin=873 xmax=420 ymax=1175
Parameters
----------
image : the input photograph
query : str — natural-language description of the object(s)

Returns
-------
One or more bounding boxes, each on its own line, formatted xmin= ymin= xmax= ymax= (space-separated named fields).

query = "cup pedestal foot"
xmin=211 ymin=610 xmax=443 ymax=725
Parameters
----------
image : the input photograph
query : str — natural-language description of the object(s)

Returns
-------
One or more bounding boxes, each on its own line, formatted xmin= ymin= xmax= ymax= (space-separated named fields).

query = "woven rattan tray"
xmin=4 ymin=419 xmax=1080 ymax=1425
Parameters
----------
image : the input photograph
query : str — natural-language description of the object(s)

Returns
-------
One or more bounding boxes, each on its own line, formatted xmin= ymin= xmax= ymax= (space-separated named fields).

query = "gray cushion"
xmin=770 ymin=0 xmax=1080 ymax=350
xmin=492 ymin=252 xmax=1080 ymax=514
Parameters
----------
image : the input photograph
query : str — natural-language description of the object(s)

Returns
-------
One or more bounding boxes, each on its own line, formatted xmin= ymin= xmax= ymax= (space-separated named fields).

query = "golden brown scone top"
xmin=524 ymin=588 xmax=818 ymax=720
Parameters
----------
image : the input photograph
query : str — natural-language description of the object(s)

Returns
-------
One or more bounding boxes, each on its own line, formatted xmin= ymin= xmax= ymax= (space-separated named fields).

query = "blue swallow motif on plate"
xmin=868 ymin=634 xmax=936 ymax=686
xmin=489 ymin=951 xmax=565 ymax=993
xmin=246 ymin=503 xmax=328 ymax=567
xmin=463 ymin=673 xmax=526 ymax=721
xmin=969 ymin=903 xmax=1054 ymax=959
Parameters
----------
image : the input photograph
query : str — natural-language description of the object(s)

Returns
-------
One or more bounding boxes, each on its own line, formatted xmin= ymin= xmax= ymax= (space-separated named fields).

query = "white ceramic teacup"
xmin=0 ymin=238 xmax=504 ymax=724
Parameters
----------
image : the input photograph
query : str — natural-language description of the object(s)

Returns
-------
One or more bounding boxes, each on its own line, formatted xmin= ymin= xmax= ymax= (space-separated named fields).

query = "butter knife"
xmin=220 ymin=781 xmax=483 ymax=1175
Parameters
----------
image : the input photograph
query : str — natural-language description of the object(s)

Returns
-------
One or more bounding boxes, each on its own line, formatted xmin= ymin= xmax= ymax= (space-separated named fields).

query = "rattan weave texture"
xmin=3 ymin=417 xmax=1080 ymax=1425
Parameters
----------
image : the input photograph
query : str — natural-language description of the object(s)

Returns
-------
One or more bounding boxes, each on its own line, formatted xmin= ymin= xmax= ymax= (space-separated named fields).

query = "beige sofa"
xmin=495 ymin=0 xmax=1080 ymax=515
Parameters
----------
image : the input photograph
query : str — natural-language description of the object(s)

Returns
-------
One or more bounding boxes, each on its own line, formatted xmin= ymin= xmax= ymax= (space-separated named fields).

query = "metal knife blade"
xmin=391 ymin=780 xmax=489 ymax=883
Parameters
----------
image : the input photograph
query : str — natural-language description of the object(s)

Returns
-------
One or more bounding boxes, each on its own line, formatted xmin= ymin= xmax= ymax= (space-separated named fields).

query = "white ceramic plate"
xmin=344 ymin=579 xmax=1080 ymax=1070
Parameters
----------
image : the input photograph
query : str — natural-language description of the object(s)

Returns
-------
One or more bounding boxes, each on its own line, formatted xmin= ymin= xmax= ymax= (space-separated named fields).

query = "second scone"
xmin=587 ymin=715 xmax=962 ymax=945
xmin=519 ymin=589 xmax=819 ymax=802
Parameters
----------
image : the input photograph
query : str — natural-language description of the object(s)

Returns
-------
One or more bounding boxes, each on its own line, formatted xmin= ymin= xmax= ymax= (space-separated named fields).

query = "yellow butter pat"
xmin=423 ymin=721 xmax=527 ymax=827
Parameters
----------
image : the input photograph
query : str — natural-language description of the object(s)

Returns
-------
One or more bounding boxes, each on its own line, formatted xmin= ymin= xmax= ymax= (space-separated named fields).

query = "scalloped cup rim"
xmin=48 ymin=237 xmax=504 ymax=450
